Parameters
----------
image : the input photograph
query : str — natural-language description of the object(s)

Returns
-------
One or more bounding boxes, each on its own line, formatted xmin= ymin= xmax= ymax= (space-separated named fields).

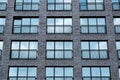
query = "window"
xmin=80 ymin=18 xmax=106 ymax=33
xmin=46 ymin=67 xmax=73 ymax=80
xmin=82 ymin=67 xmax=110 ymax=80
xmin=46 ymin=41 xmax=73 ymax=59
xmin=11 ymin=41 xmax=38 ymax=59
xmin=47 ymin=18 xmax=72 ymax=34
xmin=79 ymin=0 xmax=104 ymax=10
xmin=81 ymin=41 xmax=108 ymax=59
xmin=47 ymin=0 xmax=72 ymax=11
xmin=13 ymin=18 xmax=39 ymax=34
xmin=15 ymin=0 xmax=39 ymax=11
xmin=0 ymin=0 xmax=7 ymax=10
xmin=9 ymin=67 xmax=37 ymax=80
xmin=0 ymin=41 xmax=3 ymax=60
xmin=112 ymin=0 xmax=120 ymax=10
xmin=0 ymin=18 xmax=5 ymax=33
xmin=116 ymin=41 xmax=120 ymax=59
xmin=114 ymin=18 xmax=120 ymax=33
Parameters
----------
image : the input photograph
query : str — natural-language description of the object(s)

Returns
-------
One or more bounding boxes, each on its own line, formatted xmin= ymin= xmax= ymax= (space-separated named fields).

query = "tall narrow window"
xmin=0 ymin=0 xmax=7 ymax=10
xmin=82 ymin=67 xmax=110 ymax=80
xmin=47 ymin=0 xmax=72 ymax=11
xmin=81 ymin=41 xmax=108 ymax=59
xmin=0 ymin=18 xmax=5 ymax=33
xmin=112 ymin=0 xmax=120 ymax=10
xmin=114 ymin=18 xmax=120 ymax=33
xmin=11 ymin=41 xmax=38 ymax=59
xmin=13 ymin=18 xmax=39 ymax=34
xmin=46 ymin=67 xmax=73 ymax=80
xmin=79 ymin=0 xmax=104 ymax=10
xmin=47 ymin=18 xmax=72 ymax=34
xmin=46 ymin=41 xmax=73 ymax=59
xmin=116 ymin=41 xmax=120 ymax=59
xmin=9 ymin=67 xmax=37 ymax=80
xmin=15 ymin=0 xmax=39 ymax=11
xmin=80 ymin=18 xmax=106 ymax=33
xmin=0 ymin=41 xmax=3 ymax=60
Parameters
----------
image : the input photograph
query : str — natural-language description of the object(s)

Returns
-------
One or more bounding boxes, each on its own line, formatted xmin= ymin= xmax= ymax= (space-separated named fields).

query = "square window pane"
xmin=65 ymin=68 xmax=73 ymax=76
xmin=55 ymin=42 xmax=63 ymax=49
xmin=80 ymin=18 xmax=88 ymax=25
xmin=12 ymin=42 xmax=19 ymax=49
xmin=56 ymin=26 xmax=63 ymax=33
xmin=89 ymin=18 xmax=96 ymax=25
xmin=48 ymin=4 xmax=55 ymax=10
xmin=98 ymin=26 xmax=105 ymax=33
xmin=55 ymin=68 xmax=63 ymax=76
xmin=99 ymin=42 xmax=107 ymax=49
xmin=91 ymin=51 xmax=99 ymax=58
xmin=31 ymin=26 xmax=38 ymax=33
xmin=96 ymin=4 xmax=103 ymax=10
xmin=89 ymin=27 xmax=97 ymax=33
xmin=64 ymin=26 xmax=72 ymax=33
xmin=9 ymin=67 xmax=17 ymax=76
xmin=28 ymin=68 xmax=37 ymax=76
xmin=29 ymin=51 xmax=37 ymax=59
xmin=64 ymin=51 xmax=72 ymax=58
xmin=56 ymin=18 xmax=63 ymax=25
xmin=48 ymin=0 xmax=55 ymax=3
xmin=64 ymin=0 xmax=71 ymax=3
xmin=14 ymin=28 xmax=21 ymax=33
xmin=32 ymin=4 xmax=39 ymax=10
xmin=101 ymin=68 xmax=110 ymax=76
xmin=64 ymin=4 xmax=71 ymax=10
xmin=31 ymin=18 xmax=39 ymax=25
xmin=22 ymin=27 xmax=30 ymax=33
xmin=90 ymin=42 xmax=98 ymax=49
xmin=0 ymin=18 xmax=5 ymax=25
xmin=0 ymin=27 xmax=4 ymax=33
xmin=11 ymin=51 xmax=19 ymax=58
xmin=65 ymin=42 xmax=72 ymax=49
xmin=20 ymin=42 xmax=29 ymax=49
xmin=46 ymin=67 xmax=54 ymax=76
xmin=47 ymin=42 xmax=54 ymax=49
xmin=98 ymin=18 xmax=105 ymax=25
xmin=14 ymin=20 xmax=21 ymax=25
xmin=22 ymin=18 xmax=30 ymax=25
xmin=55 ymin=51 xmax=64 ymax=58
xmin=81 ymin=26 xmax=88 ymax=33
xmin=47 ymin=18 xmax=54 ymax=25
xmin=47 ymin=26 xmax=55 ymax=33
xmin=64 ymin=18 xmax=72 ymax=25
xmin=56 ymin=0 xmax=63 ymax=3
xmin=18 ymin=68 xmax=27 ymax=76
xmin=30 ymin=42 xmax=38 ymax=49
xmin=100 ymin=51 xmax=108 ymax=59
xmin=47 ymin=51 xmax=54 ymax=58
xmin=91 ymin=67 xmax=100 ymax=76
xmin=20 ymin=51 xmax=28 ymax=58
xmin=88 ymin=4 xmax=95 ymax=10
xmin=82 ymin=51 xmax=90 ymax=58
xmin=115 ymin=26 xmax=120 ymax=33
xmin=56 ymin=4 xmax=63 ymax=10
xmin=81 ymin=42 xmax=89 ymax=49
xmin=82 ymin=67 xmax=90 ymax=76
xmin=113 ymin=4 xmax=119 ymax=10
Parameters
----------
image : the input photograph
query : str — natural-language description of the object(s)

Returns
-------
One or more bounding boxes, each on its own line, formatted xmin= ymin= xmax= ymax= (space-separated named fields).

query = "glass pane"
xmin=64 ymin=18 xmax=72 ymax=25
xmin=99 ymin=42 xmax=107 ymax=49
xmin=98 ymin=18 xmax=105 ymax=25
xmin=90 ymin=42 xmax=98 ymax=49
xmin=22 ymin=26 xmax=30 ymax=33
xmin=81 ymin=26 xmax=88 ymax=33
xmin=47 ymin=51 xmax=54 ymax=58
xmin=115 ymin=26 xmax=120 ymax=33
xmin=20 ymin=42 xmax=29 ymax=49
xmin=47 ymin=18 xmax=54 ymax=25
xmin=55 ymin=42 xmax=63 ymax=49
xmin=100 ymin=51 xmax=107 ymax=59
xmin=48 ymin=4 xmax=55 ymax=10
xmin=89 ymin=18 xmax=96 ymax=25
xmin=88 ymin=4 xmax=95 ymax=10
xmin=82 ymin=51 xmax=90 ymax=58
xmin=96 ymin=4 xmax=103 ymax=10
xmin=30 ymin=42 xmax=38 ymax=49
xmin=31 ymin=26 xmax=38 ymax=33
xmin=116 ymin=42 xmax=120 ymax=49
xmin=55 ymin=51 xmax=63 ymax=58
xmin=65 ymin=68 xmax=73 ymax=76
xmin=89 ymin=26 xmax=97 ymax=33
xmin=48 ymin=0 xmax=55 ymax=3
xmin=46 ymin=67 xmax=54 ymax=76
xmin=14 ymin=20 xmax=21 ymax=25
xmin=55 ymin=68 xmax=63 ymax=76
xmin=81 ymin=42 xmax=89 ymax=49
xmin=56 ymin=26 xmax=63 ymax=33
xmin=91 ymin=67 xmax=100 ymax=76
xmin=64 ymin=0 xmax=71 ymax=3
xmin=29 ymin=51 xmax=37 ymax=59
xmin=32 ymin=4 xmax=39 ymax=10
xmin=0 ymin=42 xmax=3 ymax=50
xmin=113 ymin=4 xmax=119 ymax=10
xmin=56 ymin=4 xmax=63 ymax=10
xmin=96 ymin=0 xmax=103 ymax=2
xmin=20 ymin=51 xmax=28 ymax=58
xmin=64 ymin=26 xmax=72 ymax=33
xmin=0 ymin=27 xmax=3 ymax=33
xmin=82 ymin=67 xmax=90 ymax=76
xmin=88 ymin=0 xmax=95 ymax=2
xmin=12 ymin=42 xmax=19 ymax=49
xmin=14 ymin=28 xmax=21 ymax=33
xmin=114 ymin=18 xmax=120 ymax=25
xmin=64 ymin=51 xmax=72 ymax=58
xmin=28 ymin=68 xmax=37 ymax=76
xmin=80 ymin=18 xmax=88 ymax=25
xmin=101 ymin=68 xmax=110 ymax=76
xmin=31 ymin=18 xmax=39 ymax=25
xmin=11 ymin=51 xmax=19 ymax=58
xmin=22 ymin=18 xmax=30 ymax=25
xmin=91 ymin=51 xmax=99 ymax=58
xmin=64 ymin=4 xmax=71 ymax=10
xmin=56 ymin=18 xmax=63 ymax=25
xmin=65 ymin=42 xmax=72 ymax=49
xmin=56 ymin=0 xmax=63 ymax=3
xmin=9 ymin=67 xmax=17 ymax=76
xmin=112 ymin=0 xmax=119 ymax=2
xmin=98 ymin=26 xmax=105 ymax=33
xmin=18 ymin=67 xmax=27 ymax=76
xmin=0 ymin=18 xmax=5 ymax=25
xmin=32 ymin=0 xmax=39 ymax=2
xmin=47 ymin=26 xmax=54 ymax=33
xmin=47 ymin=42 xmax=54 ymax=49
